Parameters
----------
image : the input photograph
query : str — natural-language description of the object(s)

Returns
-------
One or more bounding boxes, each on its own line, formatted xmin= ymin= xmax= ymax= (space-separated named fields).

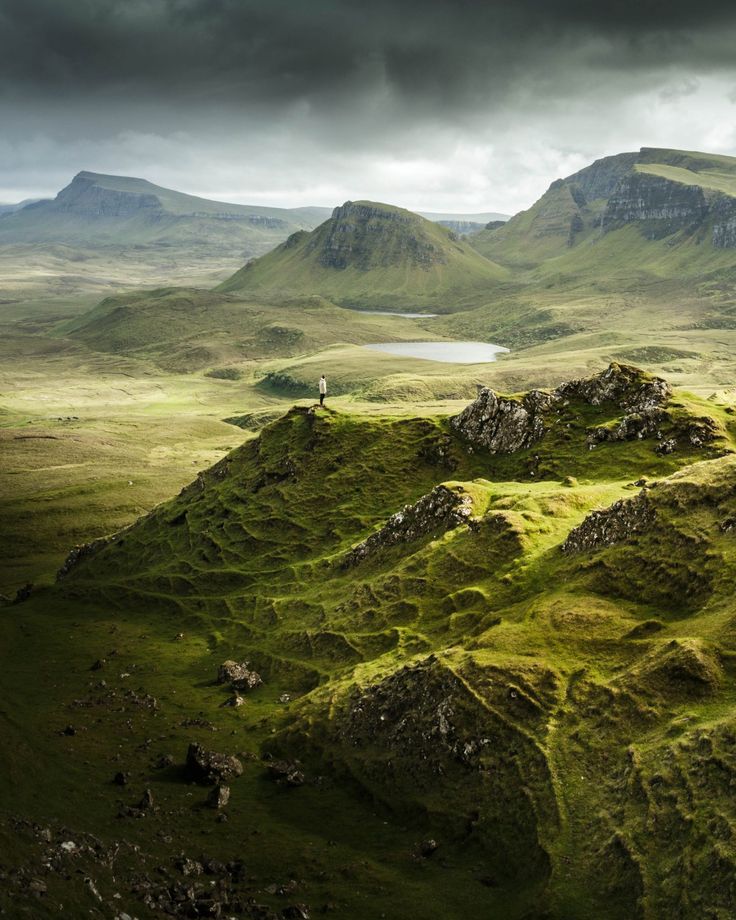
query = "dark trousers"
xmin=319 ymin=393 xmax=325 ymax=405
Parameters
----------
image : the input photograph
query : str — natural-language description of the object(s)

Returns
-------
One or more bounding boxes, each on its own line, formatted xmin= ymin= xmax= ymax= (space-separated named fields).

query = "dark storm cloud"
xmin=3 ymin=0 xmax=736 ymax=108
xmin=3 ymin=0 xmax=736 ymax=210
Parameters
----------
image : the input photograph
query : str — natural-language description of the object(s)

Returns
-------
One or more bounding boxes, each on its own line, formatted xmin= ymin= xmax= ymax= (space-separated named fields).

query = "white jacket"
xmin=319 ymin=378 xmax=327 ymax=394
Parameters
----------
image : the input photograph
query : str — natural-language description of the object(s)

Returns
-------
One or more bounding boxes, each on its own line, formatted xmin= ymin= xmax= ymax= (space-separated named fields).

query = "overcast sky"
xmin=3 ymin=0 xmax=736 ymax=213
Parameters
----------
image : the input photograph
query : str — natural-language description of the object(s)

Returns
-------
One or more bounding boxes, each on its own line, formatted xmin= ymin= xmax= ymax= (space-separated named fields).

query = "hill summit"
xmin=218 ymin=199 xmax=506 ymax=310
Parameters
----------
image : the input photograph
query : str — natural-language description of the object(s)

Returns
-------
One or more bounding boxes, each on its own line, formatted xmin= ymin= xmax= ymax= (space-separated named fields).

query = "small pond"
xmin=364 ymin=341 xmax=509 ymax=363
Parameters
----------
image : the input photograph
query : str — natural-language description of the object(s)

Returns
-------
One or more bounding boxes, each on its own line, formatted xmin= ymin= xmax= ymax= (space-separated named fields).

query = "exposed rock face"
xmin=56 ymin=535 xmax=118 ymax=580
xmin=602 ymin=172 xmax=709 ymax=233
xmin=562 ymin=491 xmax=655 ymax=554
xmin=587 ymin=409 xmax=666 ymax=446
xmin=309 ymin=201 xmax=448 ymax=270
xmin=54 ymin=174 xmax=161 ymax=218
xmin=452 ymin=364 xmax=673 ymax=456
xmin=185 ymin=744 xmax=243 ymax=785
xmin=342 ymin=485 xmax=473 ymax=567
xmin=556 ymin=363 xmax=671 ymax=412
xmin=450 ymin=388 xmax=555 ymax=453
xmin=329 ymin=655 xmax=558 ymax=881
xmin=564 ymin=152 xmax=640 ymax=201
xmin=712 ymin=195 xmax=736 ymax=248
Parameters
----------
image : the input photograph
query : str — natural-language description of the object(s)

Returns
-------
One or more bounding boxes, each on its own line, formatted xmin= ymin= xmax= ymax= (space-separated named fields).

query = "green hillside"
xmin=473 ymin=147 xmax=736 ymax=270
xmin=0 ymin=171 xmax=329 ymax=255
xmin=57 ymin=288 xmax=459 ymax=371
xmin=218 ymin=200 xmax=507 ymax=311
xmin=5 ymin=364 xmax=736 ymax=917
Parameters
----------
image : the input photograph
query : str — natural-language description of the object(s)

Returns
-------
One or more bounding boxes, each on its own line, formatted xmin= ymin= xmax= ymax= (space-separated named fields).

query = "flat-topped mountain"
xmin=219 ymin=199 xmax=506 ymax=310
xmin=0 ymin=171 xmax=330 ymax=256
xmin=474 ymin=147 xmax=736 ymax=267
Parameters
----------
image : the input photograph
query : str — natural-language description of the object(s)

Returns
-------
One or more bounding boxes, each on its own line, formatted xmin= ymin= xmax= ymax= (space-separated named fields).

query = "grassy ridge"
xmin=3 ymin=370 xmax=735 ymax=916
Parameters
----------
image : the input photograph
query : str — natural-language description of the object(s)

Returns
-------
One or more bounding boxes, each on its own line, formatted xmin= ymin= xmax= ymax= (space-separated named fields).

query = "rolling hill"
xmin=218 ymin=199 xmax=508 ymax=310
xmin=5 ymin=364 xmax=736 ymax=917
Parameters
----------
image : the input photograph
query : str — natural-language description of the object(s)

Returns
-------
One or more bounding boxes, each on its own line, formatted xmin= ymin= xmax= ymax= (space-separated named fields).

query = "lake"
xmin=349 ymin=309 xmax=438 ymax=318
xmin=364 ymin=341 xmax=510 ymax=363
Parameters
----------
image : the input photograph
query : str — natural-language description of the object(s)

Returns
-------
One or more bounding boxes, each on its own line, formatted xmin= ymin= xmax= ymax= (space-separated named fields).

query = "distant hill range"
xmin=0 ymin=171 xmax=332 ymax=258
xmin=218 ymin=199 xmax=507 ymax=310
xmin=0 ymin=171 xmax=507 ymax=259
xmin=0 ymin=198 xmax=43 ymax=216
xmin=473 ymin=147 xmax=736 ymax=269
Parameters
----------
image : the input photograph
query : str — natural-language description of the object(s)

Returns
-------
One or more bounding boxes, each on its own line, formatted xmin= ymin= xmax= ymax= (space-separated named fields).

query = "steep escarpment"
xmin=472 ymin=146 xmax=736 ymax=268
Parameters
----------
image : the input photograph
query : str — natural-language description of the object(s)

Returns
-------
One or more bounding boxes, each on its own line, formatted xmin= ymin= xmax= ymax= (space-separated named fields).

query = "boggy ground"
xmin=3 ymin=365 xmax=736 ymax=918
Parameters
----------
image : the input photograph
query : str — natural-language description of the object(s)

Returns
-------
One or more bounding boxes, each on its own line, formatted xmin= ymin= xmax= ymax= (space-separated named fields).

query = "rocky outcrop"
xmin=564 ymin=152 xmax=640 ymax=201
xmin=343 ymin=485 xmax=473 ymax=567
xmin=602 ymin=172 xmax=709 ymax=234
xmin=562 ymin=491 xmax=655 ymax=554
xmin=587 ymin=409 xmax=666 ymax=446
xmin=452 ymin=364 xmax=671 ymax=455
xmin=327 ymin=655 xmax=557 ymax=881
xmin=56 ymin=532 xmax=124 ymax=580
xmin=556 ymin=363 xmax=671 ymax=412
xmin=309 ymin=201 xmax=448 ymax=270
xmin=450 ymin=388 xmax=554 ymax=453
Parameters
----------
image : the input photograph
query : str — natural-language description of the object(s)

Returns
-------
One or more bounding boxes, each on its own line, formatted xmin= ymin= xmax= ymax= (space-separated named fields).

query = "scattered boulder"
xmin=113 ymin=771 xmax=129 ymax=786
xmin=561 ymin=491 xmax=655 ymax=554
xmin=266 ymin=760 xmax=306 ymax=787
xmin=417 ymin=838 xmax=439 ymax=858
xmin=185 ymin=743 xmax=243 ymax=785
xmin=207 ymin=784 xmax=230 ymax=809
xmin=217 ymin=660 xmax=263 ymax=691
xmin=282 ymin=905 xmax=310 ymax=919
xmin=343 ymin=485 xmax=473 ymax=567
xmin=13 ymin=583 xmax=34 ymax=604
xmin=220 ymin=693 xmax=245 ymax=708
xmin=139 ymin=789 xmax=154 ymax=810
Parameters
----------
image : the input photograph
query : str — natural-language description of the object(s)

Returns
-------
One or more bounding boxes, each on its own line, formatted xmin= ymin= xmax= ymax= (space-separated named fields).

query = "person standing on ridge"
xmin=318 ymin=375 xmax=327 ymax=406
